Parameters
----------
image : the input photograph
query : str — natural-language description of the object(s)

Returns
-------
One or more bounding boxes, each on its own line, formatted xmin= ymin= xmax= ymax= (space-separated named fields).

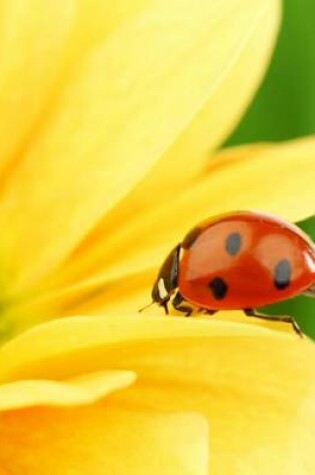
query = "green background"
xmin=225 ymin=0 xmax=315 ymax=338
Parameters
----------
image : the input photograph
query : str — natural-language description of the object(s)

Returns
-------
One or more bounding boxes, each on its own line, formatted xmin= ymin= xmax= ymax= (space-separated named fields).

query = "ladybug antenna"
xmin=138 ymin=301 xmax=154 ymax=313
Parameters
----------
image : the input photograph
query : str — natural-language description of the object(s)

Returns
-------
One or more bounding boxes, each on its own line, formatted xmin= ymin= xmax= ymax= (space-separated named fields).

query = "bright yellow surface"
xmin=0 ymin=370 xmax=136 ymax=410
xmin=0 ymin=315 xmax=314 ymax=474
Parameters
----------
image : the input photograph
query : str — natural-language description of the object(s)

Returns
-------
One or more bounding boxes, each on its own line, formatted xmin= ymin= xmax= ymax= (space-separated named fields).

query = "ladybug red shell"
xmin=148 ymin=211 xmax=315 ymax=335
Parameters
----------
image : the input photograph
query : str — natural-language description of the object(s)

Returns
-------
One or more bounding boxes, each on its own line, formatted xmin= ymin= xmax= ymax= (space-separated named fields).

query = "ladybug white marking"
xmin=158 ymin=278 xmax=168 ymax=300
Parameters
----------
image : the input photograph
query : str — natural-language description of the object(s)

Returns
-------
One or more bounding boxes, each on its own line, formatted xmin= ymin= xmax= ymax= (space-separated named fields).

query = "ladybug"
xmin=146 ymin=211 xmax=315 ymax=335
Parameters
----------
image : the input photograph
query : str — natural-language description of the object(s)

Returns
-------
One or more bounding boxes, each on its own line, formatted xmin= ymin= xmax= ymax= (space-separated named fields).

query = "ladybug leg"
xmin=158 ymin=300 xmax=169 ymax=315
xmin=243 ymin=308 xmax=303 ymax=337
xmin=172 ymin=291 xmax=193 ymax=317
xmin=304 ymin=283 xmax=315 ymax=298
xmin=198 ymin=308 xmax=217 ymax=316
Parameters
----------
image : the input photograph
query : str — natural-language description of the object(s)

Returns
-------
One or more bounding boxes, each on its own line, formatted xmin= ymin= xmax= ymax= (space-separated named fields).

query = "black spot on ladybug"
xmin=209 ymin=277 xmax=228 ymax=300
xmin=274 ymin=259 xmax=291 ymax=290
xmin=225 ymin=232 xmax=241 ymax=256
xmin=182 ymin=226 xmax=201 ymax=249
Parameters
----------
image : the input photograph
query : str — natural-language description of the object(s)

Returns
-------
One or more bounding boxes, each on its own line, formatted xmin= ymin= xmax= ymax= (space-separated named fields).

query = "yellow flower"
xmin=0 ymin=0 xmax=315 ymax=474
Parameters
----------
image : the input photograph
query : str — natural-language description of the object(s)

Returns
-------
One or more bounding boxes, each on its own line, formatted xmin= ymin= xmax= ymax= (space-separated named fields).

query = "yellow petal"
xmin=0 ymin=408 xmax=208 ymax=475
xmin=0 ymin=370 xmax=136 ymax=411
xmin=0 ymin=0 xmax=159 ymax=178
xmin=112 ymin=337 xmax=315 ymax=475
xmin=39 ymin=0 xmax=280 ymax=294
xmin=1 ymin=315 xmax=315 ymax=474
xmin=0 ymin=0 xmax=154 ymax=180
xmin=0 ymin=0 xmax=280 ymax=296
xmin=0 ymin=315 xmax=280 ymax=382
xmin=70 ymin=0 xmax=150 ymax=56
xmin=0 ymin=0 xmax=74 ymax=174
xmin=75 ymin=0 xmax=280 ymax=220
xmin=58 ymin=136 xmax=315 ymax=292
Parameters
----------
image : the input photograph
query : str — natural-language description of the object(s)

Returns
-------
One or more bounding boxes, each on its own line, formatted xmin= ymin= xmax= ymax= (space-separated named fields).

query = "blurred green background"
xmin=225 ymin=0 xmax=315 ymax=338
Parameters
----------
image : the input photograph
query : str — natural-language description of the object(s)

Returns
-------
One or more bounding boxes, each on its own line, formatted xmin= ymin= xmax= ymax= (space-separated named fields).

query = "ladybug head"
xmin=138 ymin=277 xmax=170 ymax=314
xmin=151 ymin=277 xmax=169 ymax=304
xmin=151 ymin=244 xmax=180 ymax=305
xmin=139 ymin=245 xmax=180 ymax=314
